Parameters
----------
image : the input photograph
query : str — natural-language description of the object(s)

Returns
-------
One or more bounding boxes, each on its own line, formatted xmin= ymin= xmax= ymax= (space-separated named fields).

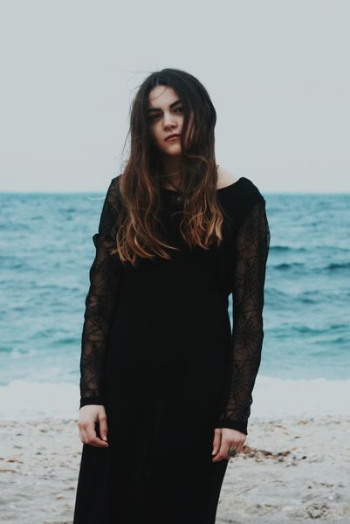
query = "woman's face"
xmin=148 ymin=85 xmax=193 ymax=156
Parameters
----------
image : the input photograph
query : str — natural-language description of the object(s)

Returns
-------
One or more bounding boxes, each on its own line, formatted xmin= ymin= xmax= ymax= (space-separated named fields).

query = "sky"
xmin=1 ymin=0 xmax=349 ymax=194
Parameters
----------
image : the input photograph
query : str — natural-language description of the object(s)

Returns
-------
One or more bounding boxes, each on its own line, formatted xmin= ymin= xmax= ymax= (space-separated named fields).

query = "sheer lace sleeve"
xmin=215 ymin=197 xmax=271 ymax=435
xmin=79 ymin=177 xmax=123 ymax=409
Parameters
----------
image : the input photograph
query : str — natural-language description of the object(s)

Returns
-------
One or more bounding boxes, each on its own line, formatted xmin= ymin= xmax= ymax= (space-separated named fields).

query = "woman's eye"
xmin=148 ymin=108 xmax=183 ymax=121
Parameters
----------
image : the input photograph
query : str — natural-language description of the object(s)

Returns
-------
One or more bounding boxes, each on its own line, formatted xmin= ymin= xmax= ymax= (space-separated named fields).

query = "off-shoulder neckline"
xmin=160 ymin=177 xmax=246 ymax=193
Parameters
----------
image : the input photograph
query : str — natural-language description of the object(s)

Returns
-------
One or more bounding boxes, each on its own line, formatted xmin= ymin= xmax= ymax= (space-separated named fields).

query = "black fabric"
xmin=74 ymin=175 xmax=270 ymax=524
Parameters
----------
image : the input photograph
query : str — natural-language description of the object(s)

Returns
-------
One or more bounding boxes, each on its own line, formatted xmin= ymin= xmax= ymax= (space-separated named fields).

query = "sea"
xmin=0 ymin=189 xmax=349 ymax=421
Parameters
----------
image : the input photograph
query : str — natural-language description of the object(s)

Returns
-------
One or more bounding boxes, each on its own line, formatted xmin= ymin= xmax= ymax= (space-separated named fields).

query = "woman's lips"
xmin=165 ymin=135 xmax=180 ymax=141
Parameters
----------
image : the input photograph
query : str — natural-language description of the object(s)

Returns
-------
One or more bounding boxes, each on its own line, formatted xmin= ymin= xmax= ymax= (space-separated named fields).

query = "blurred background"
xmin=0 ymin=0 xmax=349 ymax=421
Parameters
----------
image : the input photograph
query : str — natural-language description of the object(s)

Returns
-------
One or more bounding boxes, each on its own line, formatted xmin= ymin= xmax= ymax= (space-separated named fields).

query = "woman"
xmin=73 ymin=68 xmax=270 ymax=524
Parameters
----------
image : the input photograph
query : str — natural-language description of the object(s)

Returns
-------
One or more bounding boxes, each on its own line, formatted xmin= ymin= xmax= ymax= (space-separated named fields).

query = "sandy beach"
xmin=1 ymin=414 xmax=349 ymax=523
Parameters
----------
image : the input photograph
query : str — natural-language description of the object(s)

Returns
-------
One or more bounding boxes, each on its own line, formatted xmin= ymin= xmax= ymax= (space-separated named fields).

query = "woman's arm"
xmin=215 ymin=196 xmax=271 ymax=435
xmin=79 ymin=177 xmax=123 ymax=409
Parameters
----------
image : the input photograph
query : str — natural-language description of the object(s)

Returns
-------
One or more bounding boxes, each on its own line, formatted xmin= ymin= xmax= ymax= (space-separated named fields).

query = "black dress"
xmin=73 ymin=175 xmax=270 ymax=524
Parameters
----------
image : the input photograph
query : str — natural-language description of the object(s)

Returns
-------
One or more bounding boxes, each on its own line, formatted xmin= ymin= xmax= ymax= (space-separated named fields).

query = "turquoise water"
xmin=0 ymin=189 xmax=349 ymax=402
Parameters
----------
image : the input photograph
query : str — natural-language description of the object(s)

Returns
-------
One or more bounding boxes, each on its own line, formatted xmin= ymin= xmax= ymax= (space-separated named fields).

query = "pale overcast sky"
xmin=1 ymin=0 xmax=349 ymax=193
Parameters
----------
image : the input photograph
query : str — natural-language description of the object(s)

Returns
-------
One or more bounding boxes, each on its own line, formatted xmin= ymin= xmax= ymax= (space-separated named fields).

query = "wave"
xmin=0 ymin=376 xmax=349 ymax=421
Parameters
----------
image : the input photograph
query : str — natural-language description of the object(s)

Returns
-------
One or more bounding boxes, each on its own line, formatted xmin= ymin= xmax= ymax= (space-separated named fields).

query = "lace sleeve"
xmin=79 ymin=177 xmax=122 ymax=409
xmin=215 ymin=197 xmax=271 ymax=435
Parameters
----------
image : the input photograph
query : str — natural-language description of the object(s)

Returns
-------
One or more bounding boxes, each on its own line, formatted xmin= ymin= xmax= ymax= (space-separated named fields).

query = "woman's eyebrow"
xmin=147 ymin=99 xmax=182 ymax=113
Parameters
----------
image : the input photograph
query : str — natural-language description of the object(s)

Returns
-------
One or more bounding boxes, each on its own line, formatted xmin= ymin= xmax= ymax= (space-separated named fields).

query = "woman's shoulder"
xmin=103 ymin=175 xmax=123 ymax=214
xmin=111 ymin=170 xmax=265 ymax=207
xmin=218 ymin=166 xmax=264 ymax=196
xmin=217 ymin=170 xmax=266 ymax=229
xmin=219 ymin=168 xmax=264 ymax=200
xmin=111 ymin=174 xmax=122 ymax=188
xmin=217 ymin=166 xmax=241 ymax=189
xmin=236 ymin=176 xmax=265 ymax=203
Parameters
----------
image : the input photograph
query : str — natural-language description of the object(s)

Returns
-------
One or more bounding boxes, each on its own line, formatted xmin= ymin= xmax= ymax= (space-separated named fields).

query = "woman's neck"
xmin=161 ymin=158 xmax=182 ymax=189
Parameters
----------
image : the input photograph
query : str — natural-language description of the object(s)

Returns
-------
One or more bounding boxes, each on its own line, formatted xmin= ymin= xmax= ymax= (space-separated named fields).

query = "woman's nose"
xmin=163 ymin=113 xmax=177 ymax=127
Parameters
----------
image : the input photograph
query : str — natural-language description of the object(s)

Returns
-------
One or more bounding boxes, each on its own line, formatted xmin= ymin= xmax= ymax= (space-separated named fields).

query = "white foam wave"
xmin=0 ymin=375 xmax=349 ymax=421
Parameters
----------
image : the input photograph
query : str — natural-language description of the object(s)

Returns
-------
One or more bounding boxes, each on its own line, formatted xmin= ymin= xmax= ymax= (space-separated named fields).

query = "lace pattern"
xmin=214 ymin=197 xmax=271 ymax=435
xmin=78 ymin=178 xmax=271 ymax=431
xmin=79 ymin=178 xmax=122 ymax=408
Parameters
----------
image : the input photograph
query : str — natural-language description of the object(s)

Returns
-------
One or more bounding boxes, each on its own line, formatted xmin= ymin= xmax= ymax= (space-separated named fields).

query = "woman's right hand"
xmin=77 ymin=405 xmax=109 ymax=448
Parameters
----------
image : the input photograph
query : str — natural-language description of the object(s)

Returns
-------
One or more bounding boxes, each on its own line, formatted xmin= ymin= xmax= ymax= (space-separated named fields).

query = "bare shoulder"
xmin=216 ymin=165 xmax=241 ymax=189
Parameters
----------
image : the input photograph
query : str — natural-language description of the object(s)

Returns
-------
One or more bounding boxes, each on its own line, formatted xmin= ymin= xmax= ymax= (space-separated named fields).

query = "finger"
xmin=212 ymin=429 xmax=221 ymax=455
xmin=229 ymin=438 xmax=244 ymax=457
xmin=222 ymin=441 xmax=231 ymax=460
xmin=98 ymin=413 xmax=109 ymax=442
xmin=86 ymin=423 xmax=109 ymax=448
xmin=212 ymin=438 xmax=230 ymax=463
xmin=240 ymin=440 xmax=246 ymax=453
xmin=80 ymin=428 xmax=89 ymax=444
xmin=236 ymin=436 xmax=246 ymax=454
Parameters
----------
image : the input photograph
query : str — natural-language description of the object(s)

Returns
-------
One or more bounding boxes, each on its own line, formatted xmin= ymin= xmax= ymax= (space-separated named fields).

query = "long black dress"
xmin=73 ymin=175 xmax=270 ymax=524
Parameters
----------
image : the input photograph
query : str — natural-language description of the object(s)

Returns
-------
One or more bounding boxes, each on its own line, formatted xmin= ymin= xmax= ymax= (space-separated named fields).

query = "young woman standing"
xmin=73 ymin=68 xmax=270 ymax=524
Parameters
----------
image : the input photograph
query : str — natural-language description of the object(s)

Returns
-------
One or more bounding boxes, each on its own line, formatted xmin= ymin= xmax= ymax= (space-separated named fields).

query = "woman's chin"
xmin=161 ymin=146 xmax=182 ymax=156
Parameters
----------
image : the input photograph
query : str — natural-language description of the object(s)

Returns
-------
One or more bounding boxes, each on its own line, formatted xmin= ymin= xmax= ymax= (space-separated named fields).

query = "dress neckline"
xmin=160 ymin=177 xmax=245 ymax=193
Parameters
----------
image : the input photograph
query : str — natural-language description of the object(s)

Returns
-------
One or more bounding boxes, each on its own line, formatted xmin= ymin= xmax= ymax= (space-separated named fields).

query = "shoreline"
xmin=1 ymin=414 xmax=349 ymax=523
xmin=1 ymin=375 xmax=350 ymax=422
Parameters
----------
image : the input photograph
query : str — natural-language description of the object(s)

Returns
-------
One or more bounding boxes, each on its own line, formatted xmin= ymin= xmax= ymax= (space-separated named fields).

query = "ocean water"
xmin=0 ymin=189 xmax=349 ymax=420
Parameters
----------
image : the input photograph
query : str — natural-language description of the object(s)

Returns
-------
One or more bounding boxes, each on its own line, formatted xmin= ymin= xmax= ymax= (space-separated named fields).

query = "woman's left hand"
xmin=212 ymin=428 xmax=246 ymax=462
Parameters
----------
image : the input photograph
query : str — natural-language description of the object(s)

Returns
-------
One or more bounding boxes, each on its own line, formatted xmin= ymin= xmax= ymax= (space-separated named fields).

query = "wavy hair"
xmin=111 ymin=67 xmax=229 ymax=267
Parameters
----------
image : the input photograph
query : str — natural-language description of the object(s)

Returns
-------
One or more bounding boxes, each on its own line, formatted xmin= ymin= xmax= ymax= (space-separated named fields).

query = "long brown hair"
xmin=111 ymin=68 xmax=229 ymax=267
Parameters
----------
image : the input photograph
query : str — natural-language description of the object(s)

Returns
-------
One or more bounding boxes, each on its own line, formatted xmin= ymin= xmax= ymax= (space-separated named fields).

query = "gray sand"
xmin=1 ymin=415 xmax=349 ymax=523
